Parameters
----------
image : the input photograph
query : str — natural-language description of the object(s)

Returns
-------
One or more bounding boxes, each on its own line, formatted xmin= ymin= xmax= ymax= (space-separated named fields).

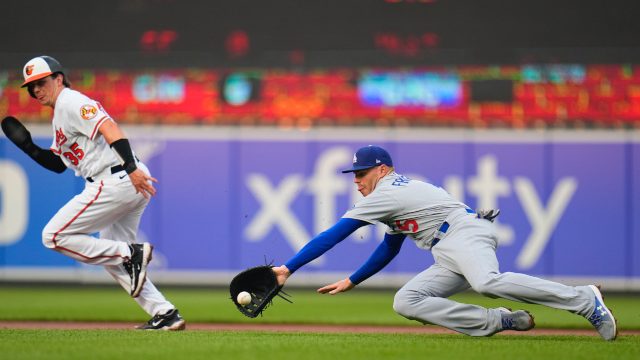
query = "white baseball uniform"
xmin=344 ymin=172 xmax=596 ymax=336
xmin=41 ymin=87 xmax=175 ymax=316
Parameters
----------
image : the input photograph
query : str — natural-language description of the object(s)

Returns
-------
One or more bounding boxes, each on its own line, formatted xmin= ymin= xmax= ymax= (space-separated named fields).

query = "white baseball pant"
xmin=42 ymin=162 xmax=175 ymax=316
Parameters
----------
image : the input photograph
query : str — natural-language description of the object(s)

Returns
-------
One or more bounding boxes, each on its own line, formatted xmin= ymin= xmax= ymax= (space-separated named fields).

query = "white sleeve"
xmin=68 ymin=97 xmax=112 ymax=141
xmin=343 ymin=191 xmax=398 ymax=224
xmin=49 ymin=131 xmax=57 ymax=153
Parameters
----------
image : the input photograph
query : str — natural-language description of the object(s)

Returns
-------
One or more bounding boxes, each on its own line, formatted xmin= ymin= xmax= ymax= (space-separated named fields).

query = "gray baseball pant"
xmin=393 ymin=209 xmax=595 ymax=336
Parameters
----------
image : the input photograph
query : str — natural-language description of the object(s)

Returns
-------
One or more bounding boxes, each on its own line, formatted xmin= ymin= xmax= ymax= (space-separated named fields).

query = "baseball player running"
xmin=1 ymin=56 xmax=185 ymax=331
xmin=272 ymin=145 xmax=617 ymax=340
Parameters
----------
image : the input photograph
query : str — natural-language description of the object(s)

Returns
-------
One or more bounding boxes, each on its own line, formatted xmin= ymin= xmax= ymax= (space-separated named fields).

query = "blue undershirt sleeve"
xmin=348 ymin=233 xmax=406 ymax=285
xmin=284 ymin=218 xmax=369 ymax=273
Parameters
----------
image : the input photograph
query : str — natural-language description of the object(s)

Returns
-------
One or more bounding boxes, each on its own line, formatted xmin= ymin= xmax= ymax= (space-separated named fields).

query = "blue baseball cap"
xmin=341 ymin=145 xmax=393 ymax=173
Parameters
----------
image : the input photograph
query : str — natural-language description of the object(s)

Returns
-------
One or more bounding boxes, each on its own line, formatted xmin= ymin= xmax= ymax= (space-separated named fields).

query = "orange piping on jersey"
xmin=50 ymin=181 xmax=123 ymax=261
xmin=90 ymin=116 xmax=110 ymax=140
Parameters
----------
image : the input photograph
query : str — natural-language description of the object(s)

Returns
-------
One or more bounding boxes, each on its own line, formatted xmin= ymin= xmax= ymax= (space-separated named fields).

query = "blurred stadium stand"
xmin=2 ymin=0 xmax=640 ymax=128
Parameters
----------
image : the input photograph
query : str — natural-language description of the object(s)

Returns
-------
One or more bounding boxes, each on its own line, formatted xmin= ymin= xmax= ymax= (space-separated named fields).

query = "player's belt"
xmin=86 ymin=165 xmax=125 ymax=183
xmin=431 ymin=208 xmax=475 ymax=247
xmin=86 ymin=157 xmax=140 ymax=183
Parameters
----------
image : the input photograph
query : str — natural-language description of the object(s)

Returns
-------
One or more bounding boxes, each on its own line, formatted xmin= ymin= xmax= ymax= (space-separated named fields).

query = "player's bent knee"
xmin=392 ymin=294 xmax=409 ymax=316
xmin=393 ymin=289 xmax=419 ymax=318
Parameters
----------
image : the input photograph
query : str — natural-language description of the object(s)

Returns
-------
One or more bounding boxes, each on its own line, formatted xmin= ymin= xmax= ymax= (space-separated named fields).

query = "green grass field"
xmin=0 ymin=285 xmax=639 ymax=360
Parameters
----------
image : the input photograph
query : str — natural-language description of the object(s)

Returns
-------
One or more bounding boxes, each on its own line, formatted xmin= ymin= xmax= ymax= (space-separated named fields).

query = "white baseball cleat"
xmin=586 ymin=285 xmax=618 ymax=341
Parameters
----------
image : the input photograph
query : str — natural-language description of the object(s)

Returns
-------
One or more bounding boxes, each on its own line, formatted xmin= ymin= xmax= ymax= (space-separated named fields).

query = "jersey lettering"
xmin=391 ymin=175 xmax=411 ymax=187
xmin=55 ymin=128 xmax=68 ymax=147
xmin=395 ymin=219 xmax=419 ymax=233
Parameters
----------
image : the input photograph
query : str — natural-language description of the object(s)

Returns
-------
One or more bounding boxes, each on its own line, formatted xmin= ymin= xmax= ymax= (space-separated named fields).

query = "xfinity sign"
xmin=2 ymin=131 xmax=635 ymax=283
xmin=244 ymin=146 xmax=577 ymax=270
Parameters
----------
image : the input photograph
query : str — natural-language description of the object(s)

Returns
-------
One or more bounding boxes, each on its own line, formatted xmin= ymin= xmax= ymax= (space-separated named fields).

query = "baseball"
xmin=237 ymin=291 xmax=252 ymax=305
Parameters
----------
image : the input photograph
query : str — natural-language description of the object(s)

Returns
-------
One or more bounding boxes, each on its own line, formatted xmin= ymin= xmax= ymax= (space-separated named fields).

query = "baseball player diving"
xmin=1 ymin=56 xmax=185 ymax=330
xmin=272 ymin=145 xmax=617 ymax=340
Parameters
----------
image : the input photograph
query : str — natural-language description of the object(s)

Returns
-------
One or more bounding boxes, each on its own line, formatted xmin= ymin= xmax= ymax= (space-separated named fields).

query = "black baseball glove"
xmin=2 ymin=116 xmax=34 ymax=149
xmin=1 ymin=116 xmax=67 ymax=173
xmin=229 ymin=265 xmax=291 ymax=318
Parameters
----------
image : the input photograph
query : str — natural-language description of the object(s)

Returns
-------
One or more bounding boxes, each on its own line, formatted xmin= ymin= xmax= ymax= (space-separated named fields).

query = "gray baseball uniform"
xmin=344 ymin=171 xmax=595 ymax=336
xmin=282 ymin=145 xmax=615 ymax=339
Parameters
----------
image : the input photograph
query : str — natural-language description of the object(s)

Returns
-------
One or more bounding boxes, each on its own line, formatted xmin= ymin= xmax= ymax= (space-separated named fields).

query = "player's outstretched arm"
xmin=281 ymin=218 xmax=369 ymax=277
xmin=1 ymin=116 xmax=66 ymax=173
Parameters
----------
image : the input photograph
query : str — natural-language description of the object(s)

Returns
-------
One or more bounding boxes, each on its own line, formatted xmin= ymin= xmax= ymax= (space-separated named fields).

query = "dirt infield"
xmin=1 ymin=321 xmax=638 ymax=336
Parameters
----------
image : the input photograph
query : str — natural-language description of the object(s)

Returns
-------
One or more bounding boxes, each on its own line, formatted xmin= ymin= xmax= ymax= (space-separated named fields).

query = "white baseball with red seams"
xmin=237 ymin=291 xmax=252 ymax=305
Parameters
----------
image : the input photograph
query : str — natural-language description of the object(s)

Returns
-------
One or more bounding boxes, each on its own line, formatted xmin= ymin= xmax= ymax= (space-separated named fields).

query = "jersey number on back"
xmin=63 ymin=142 xmax=85 ymax=166
xmin=395 ymin=219 xmax=418 ymax=233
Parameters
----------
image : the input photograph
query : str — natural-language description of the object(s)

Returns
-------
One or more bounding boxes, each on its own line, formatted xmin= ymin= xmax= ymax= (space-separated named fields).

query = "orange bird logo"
xmin=80 ymin=105 xmax=98 ymax=120
xmin=26 ymin=65 xmax=34 ymax=76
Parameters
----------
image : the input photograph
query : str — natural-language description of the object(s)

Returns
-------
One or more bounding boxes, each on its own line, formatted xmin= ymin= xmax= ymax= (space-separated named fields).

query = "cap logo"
xmin=80 ymin=104 xmax=98 ymax=120
xmin=352 ymin=154 xmax=357 ymax=164
xmin=376 ymin=159 xmax=381 ymax=164
xmin=25 ymin=65 xmax=34 ymax=76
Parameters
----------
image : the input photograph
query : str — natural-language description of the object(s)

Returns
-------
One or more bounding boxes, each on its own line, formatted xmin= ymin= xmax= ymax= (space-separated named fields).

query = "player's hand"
xmin=272 ymin=265 xmax=291 ymax=286
xmin=127 ymin=168 xmax=158 ymax=199
xmin=317 ymin=278 xmax=355 ymax=295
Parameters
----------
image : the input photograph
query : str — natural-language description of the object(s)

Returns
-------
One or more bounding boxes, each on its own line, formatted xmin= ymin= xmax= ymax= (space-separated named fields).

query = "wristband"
xmin=110 ymin=138 xmax=138 ymax=174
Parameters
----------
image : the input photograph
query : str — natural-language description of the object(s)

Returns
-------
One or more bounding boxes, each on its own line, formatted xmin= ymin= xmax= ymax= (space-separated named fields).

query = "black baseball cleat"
xmin=123 ymin=243 xmax=153 ymax=298
xmin=136 ymin=308 xmax=186 ymax=331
